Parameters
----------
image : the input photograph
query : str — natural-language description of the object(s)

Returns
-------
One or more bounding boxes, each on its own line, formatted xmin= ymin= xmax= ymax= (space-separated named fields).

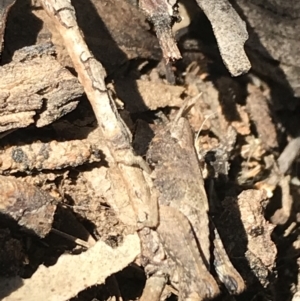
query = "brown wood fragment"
xmin=0 ymin=175 xmax=56 ymax=237
xmin=238 ymin=190 xmax=276 ymax=284
xmin=185 ymin=73 xmax=250 ymax=139
xmin=139 ymin=0 xmax=181 ymax=61
xmin=0 ymin=234 xmax=140 ymax=301
xmin=221 ymin=190 xmax=276 ymax=288
xmin=246 ymin=84 xmax=278 ymax=150
xmin=0 ymin=43 xmax=83 ymax=133
xmin=0 ymin=137 xmax=101 ymax=174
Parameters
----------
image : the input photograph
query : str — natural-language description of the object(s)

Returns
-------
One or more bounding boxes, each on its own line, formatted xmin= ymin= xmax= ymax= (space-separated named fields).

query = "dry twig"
xmin=40 ymin=0 xmax=158 ymax=229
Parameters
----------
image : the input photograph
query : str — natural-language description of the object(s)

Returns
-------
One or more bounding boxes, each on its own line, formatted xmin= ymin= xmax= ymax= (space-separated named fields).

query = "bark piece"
xmin=0 ymin=233 xmax=140 ymax=301
xmin=139 ymin=0 xmax=181 ymax=61
xmin=238 ymin=190 xmax=276 ymax=286
xmin=139 ymin=0 xmax=250 ymax=74
xmin=86 ymin=0 xmax=161 ymax=63
xmin=246 ymin=84 xmax=278 ymax=150
xmin=0 ymin=175 xmax=56 ymax=237
xmin=0 ymin=43 xmax=83 ymax=133
xmin=0 ymin=137 xmax=101 ymax=174
xmin=221 ymin=190 xmax=276 ymax=287
xmin=68 ymin=165 xmax=138 ymax=230
xmin=185 ymin=73 xmax=250 ymax=139
xmin=195 ymin=0 xmax=251 ymax=76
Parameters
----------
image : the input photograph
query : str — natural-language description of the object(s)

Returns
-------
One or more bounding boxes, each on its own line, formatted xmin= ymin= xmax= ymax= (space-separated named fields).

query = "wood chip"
xmin=0 ymin=43 xmax=83 ymax=133
xmin=0 ymin=175 xmax=56 ymax=237
xmin=0 ymin=233 xmax=140 ymax=301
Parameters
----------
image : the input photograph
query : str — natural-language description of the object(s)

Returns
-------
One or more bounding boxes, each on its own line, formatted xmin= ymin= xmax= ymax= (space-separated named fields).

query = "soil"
xmin=1 ymin=1 xmax=300 ymax=301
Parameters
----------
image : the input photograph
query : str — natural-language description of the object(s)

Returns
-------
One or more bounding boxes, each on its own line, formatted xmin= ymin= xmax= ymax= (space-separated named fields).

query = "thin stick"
xmin=41 ymin=0 xmax=158 ymax=229
xmin=51 ymin=228 xmax=94 ymax=249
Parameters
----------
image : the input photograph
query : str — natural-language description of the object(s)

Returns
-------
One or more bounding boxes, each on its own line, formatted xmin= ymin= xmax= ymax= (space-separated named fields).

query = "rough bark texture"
xmin=0 ymin=43 xmax=83 ymax=133
xmin=234 ymin=0 xmax=300 ymax=97
xmin=195 ymin=0 xmax=250 ymax=76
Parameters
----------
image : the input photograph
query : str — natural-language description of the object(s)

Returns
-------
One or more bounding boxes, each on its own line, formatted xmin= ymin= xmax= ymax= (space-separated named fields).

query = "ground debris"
xmin=185 ymin=72 xmax=250 ymax=139
xmin=0 ymin=229 xmax=25 ymax=277
xmin=0 ymin=136 xmax=101 ymax=174
xmin=0 ymin=175 xmax=56 ymax=237
xmin=139 ymin=0 xmax=181 ymax=61
xmin=246 ymin=84 xmax=278 ymax=150
xmin=114 ymin=79 xmax=185 ymax=113
xmin=139 ymin=0 xmax=250 ymax=75
xmin=31 ymin=0 xmax=161 ymax=74
xmin=0 ymin=0 xmax=299 ymax=300
xmin=194 ymin=0 xmax=250 ymax=76
xmin=220 ymin=190 xmax=276 ymax=288
xmin=238 ymin=190 xmax=276 ymax=269
xmin=0 ymin=233 xmax=140 ymax=301
xmin=0 ymin=43 xmax=83 ymax=133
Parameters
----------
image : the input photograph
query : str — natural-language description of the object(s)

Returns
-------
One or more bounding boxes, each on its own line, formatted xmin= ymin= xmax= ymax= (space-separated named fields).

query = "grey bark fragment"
xmin=195 ymin=0 xmax=251 ymax=76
